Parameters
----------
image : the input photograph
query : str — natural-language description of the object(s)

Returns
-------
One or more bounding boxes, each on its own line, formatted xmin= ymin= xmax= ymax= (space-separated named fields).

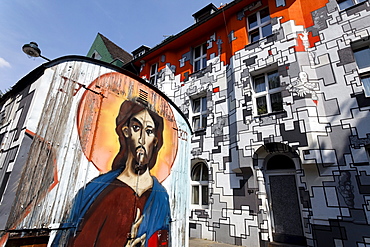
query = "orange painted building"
xmin=132 ymin=0 xmax=326 ymax=83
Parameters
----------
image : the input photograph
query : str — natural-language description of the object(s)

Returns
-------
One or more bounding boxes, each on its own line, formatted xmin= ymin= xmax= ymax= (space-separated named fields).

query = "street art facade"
xmin=0 ymin=57 xmax=191 ymax=246
xmin=130 ymin=0 xmax=370 ymax=246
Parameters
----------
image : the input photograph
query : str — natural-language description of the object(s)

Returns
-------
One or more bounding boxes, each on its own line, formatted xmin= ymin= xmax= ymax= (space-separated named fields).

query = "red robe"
xmin=68 ymin=179 xmax=150 ymax=246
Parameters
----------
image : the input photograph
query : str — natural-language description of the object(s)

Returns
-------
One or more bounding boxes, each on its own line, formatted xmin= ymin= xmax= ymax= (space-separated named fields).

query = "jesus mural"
xmin=53 ymin=99 xmax=170 ymax=247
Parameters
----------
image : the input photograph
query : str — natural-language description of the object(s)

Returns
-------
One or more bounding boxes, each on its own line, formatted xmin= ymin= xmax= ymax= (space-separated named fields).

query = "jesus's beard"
xmin=133 ymin=147 xmax=148 ymax=175
xmin=134 ymin=162 xmax=148 ymax=175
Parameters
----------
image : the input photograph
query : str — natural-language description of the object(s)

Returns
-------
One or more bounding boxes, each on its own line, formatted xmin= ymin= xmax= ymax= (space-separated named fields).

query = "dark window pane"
xmin=268 ymin=71 xmax=280 ymax=89
xmin=201 ymin=97 xmax=207 ymax=112
xmin=266 ymin=154 xmax=295 ymax=170
xmin=194 ymin=60 xmax=201 ymax=71
xmin=194 ymin=46 xmax=201 ymax=58
xmin=271 ymin=92 xmax=283 ymax=112
xmin=191 ymin=164 xmax=201 ymax=181
xmin=202 ymin=57 xmax=207 ymax=69
xmin=202 ymin=43 xmax=208 ymax=53
xmin=201 ymin=163 xmax=208 ymax=181
xmin=201 ymin=115 xmax=207 ymax=129
xmin=202 ymin=185 xmax=209 ymax=205
xmin=254 ymin=76 xmax=266 ymax=93
xmin=262 ymin=23 xmax=272 ymax=37
xmin=260 ymin=8 xmax=270 ymax=23
xmin=250 ymin=29 xmax=260 ymax=43
xmin=354 ymin=47 xmax=370 ymax=69
xmin=248 ymin=13 xmax=258 ymax=29
xmin=193 ymin=98 xmax=200 ymax=112
xmin=150 ymin=64 xmax=157 ymax=75
xmin=192 ymin=186 xmax=199 ymax=204
xmin=193 ymin=116 xmax=200 ymax=130
xmin=256 ymin=96 xmax=267 ymax=115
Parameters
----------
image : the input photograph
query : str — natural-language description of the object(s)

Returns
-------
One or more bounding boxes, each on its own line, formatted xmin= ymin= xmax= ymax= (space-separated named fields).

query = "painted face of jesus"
xmin=123 ymin=109 xmax=158 ymax=174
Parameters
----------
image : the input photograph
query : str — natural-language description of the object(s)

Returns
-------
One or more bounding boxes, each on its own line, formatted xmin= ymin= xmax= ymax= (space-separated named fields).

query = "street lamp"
xmin=22 ymin=42 xmax=51 ymax=61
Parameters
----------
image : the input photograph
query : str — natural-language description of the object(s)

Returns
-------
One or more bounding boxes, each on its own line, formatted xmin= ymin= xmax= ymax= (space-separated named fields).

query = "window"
xmin=253 ymin=70 xmax=283 ymax=115
xmin=91 ymin=50 xmax=102 ymax=60
xmin=337 ymin=0 xmax=367 ymax=10
xmin=192 ymin=96 xmax=207 ymax=131
xmin=353 ymin=45 xmax=370 ymax=97
xmin=366 ymin=144 xmax=370 ymax=157
xmin=366 ymin=145 xmax=370 ymax=162
xmin=247 ymin=8 xmax=272 ymax=43
xmin=191 ymin=163 xmax=209 ymax=206
xmin=360 ymin=75 xmax=370 ymax=97
xmin=149 ymin=63 xmax=158 ymax=85
xmin=193 ymin=43 xmax=207 ymax=71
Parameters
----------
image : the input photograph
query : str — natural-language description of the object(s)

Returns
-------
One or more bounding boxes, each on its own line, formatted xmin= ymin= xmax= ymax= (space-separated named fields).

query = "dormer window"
xmin=91 ymin=50 xmax=102 ymax=60
xmin=192 ymin=4 xmax=218 ymax=23
xmin=132 ymin=45 xmax=151 ymax=60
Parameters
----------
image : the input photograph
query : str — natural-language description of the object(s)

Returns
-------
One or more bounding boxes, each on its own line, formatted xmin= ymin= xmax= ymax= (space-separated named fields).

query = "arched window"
xmin=191 ymin=162 xmax=209 ymax=206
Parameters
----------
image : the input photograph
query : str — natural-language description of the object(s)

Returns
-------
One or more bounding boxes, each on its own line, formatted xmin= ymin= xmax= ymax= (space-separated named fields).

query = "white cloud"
xmin=0 ymin=57 xmax=11 ymax=68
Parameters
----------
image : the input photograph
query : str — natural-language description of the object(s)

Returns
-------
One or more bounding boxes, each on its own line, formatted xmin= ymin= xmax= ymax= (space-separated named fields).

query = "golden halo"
xmin=76 ymin=72 xmax=178 ymax=182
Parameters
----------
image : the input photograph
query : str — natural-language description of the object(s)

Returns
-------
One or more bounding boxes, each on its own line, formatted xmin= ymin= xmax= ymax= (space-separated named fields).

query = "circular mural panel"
xmin=76 ymin=72 xmax=178 ymax=182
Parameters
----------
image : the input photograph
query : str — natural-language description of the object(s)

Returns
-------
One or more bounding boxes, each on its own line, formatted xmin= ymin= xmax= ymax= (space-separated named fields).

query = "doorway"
xmin=265 ymin=154 xmax=306 ymax=246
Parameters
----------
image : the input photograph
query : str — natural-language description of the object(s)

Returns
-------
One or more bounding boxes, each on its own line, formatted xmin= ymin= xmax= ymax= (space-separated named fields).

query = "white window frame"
xmin=252 ymin=70 xmax=284 ymax=116
xmin=191 ymin=96 xmax=207 ymax=131
xmin=191 ymin=162 xmax=209 ymax=209
xmin=193 ymin=43 xmax=207 ymax=72
xmin=353 ymin=43 xmax=370 ymax=97
xmin=337 ymin=0 xmax=367 ymax=10
xmin=247 ymin=8 xmax=272 ymax=43
xmin=149 ymin=63 xmax=158 ymax=86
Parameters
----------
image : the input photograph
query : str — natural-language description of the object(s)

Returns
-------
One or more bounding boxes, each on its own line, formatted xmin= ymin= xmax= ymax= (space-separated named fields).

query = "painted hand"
xmin=125 ymin=208 xmax=146 ymax=247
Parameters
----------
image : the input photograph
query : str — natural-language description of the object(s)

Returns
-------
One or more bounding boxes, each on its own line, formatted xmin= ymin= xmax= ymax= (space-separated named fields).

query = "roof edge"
xmin=131 ymin=0 xmax=243 ymax=63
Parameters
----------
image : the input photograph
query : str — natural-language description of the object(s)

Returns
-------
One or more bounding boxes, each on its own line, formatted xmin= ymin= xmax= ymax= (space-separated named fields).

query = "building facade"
xmin=127 ymin=0 xmax=370 ymax=246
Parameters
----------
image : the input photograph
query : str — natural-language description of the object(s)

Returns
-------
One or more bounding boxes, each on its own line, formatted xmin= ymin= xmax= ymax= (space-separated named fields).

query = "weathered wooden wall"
xmin=0 ymin=58 xmax=191 ymax=247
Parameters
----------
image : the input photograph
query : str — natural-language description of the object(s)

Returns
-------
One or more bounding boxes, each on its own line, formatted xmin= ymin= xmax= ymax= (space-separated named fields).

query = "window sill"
xmin=189 ymin=66 xmax=211 ymax=79
xmin=190 ymin=208 xmax=209 ymax=219
xmin=190 ymin=67 xmax=207 ymax=75
xmin=245 ymin=34 xmax=275 ymax=48
xmin=194 ymin=128 xmax=206 ymax=136
xmin=254 ymin=110 xmax=286 ymax=118
xmin=191 ymin=205 xmax=210 ymax=210
xmin=357 ymin=67 xmax=370 ymax=75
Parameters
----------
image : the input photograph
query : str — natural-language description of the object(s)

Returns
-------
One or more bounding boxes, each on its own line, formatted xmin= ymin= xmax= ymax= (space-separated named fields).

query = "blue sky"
xmin=0 ymin=0 xmax=224 ymax=93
